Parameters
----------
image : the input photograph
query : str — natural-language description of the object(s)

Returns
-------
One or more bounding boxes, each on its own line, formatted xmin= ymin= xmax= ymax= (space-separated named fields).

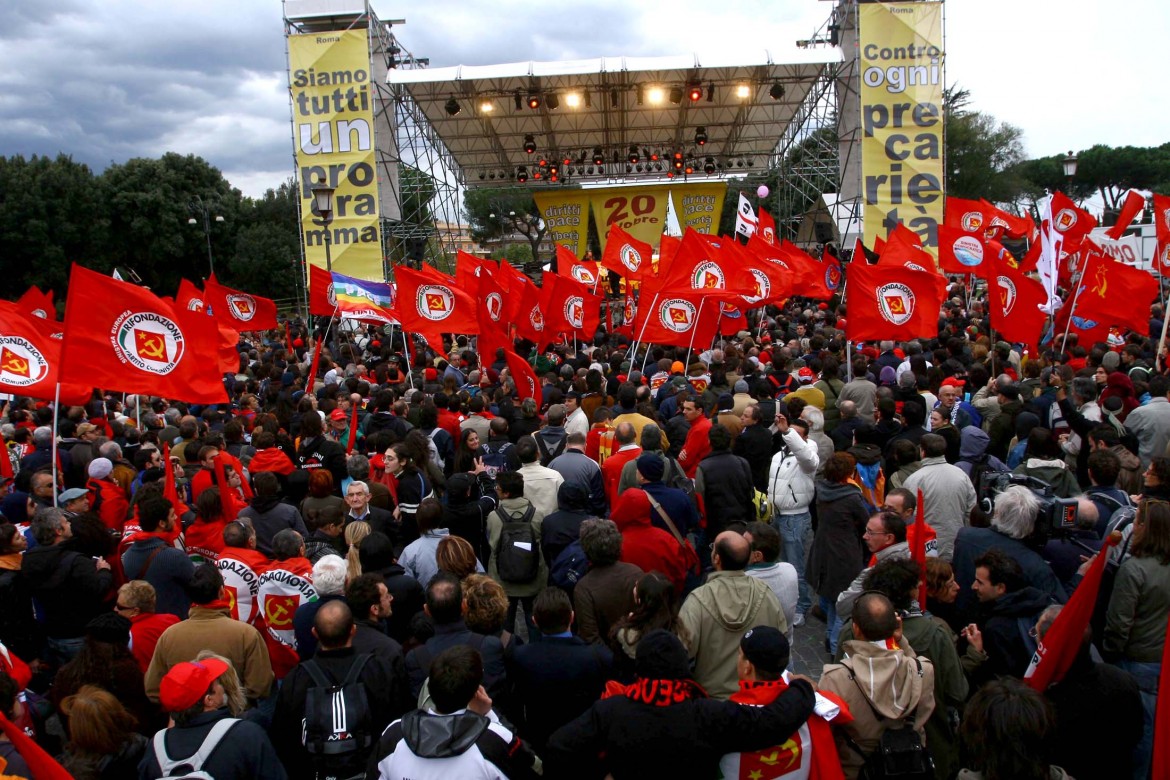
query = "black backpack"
xmin=549 ymin=538 xmax=590 ymax=594
xmin=480 ymin=441 xmax=514 ymax=478
xmin=301 ymin=653 xmax=375 ymax=779
xmin=845 ymin=658 xmax=935 ymax=780
xmin=494 ymin=503 xmax=540 ymax=584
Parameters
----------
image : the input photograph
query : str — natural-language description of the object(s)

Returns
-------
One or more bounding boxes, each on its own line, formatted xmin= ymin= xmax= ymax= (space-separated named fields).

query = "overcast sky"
xmin=2 ymin=0 xmax=1165 ymax=198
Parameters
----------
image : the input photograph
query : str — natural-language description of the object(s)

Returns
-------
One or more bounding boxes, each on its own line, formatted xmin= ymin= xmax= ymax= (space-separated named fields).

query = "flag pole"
xmin=628 ymin=291 xmax=660 ymax=369
xmin=683 ymin=297 xmax=707 ymax=361
xmin=1158 ymin=288 xmax=1170 ymax=373
xmin=50 ymin=383 xmax=60 ymax=508
xmin=846 ymin=339 xmax=853 ymax=381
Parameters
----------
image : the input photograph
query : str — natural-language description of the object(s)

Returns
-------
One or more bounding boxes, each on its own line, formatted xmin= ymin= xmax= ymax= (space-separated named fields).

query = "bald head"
xmin=615 ymin=422 xmax=637 ymax=446
xmin=313 ymin=599 xmax=355 ymax=649
xmin=713 ymin=531 xmax=750 ymax=571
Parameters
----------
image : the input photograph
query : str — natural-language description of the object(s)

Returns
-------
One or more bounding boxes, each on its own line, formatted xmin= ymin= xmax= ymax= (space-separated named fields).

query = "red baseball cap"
xmin=329 ymin=409 xmax=347 ymax=421
xmin=160 ymin=658 xmax=229 ymax=712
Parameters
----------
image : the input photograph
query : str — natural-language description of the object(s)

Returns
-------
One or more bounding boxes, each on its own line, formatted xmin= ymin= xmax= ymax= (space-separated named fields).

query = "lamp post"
xmin=311 ymin=183 xmax=336 ymax=272
xmin=187 ymin=196 xmax=224 ymax=277
xmin=1062 ymin=150 xmax=1078 ymax=192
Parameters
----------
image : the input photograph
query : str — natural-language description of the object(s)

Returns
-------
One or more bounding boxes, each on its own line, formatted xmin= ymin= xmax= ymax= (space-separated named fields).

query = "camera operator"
xmin=951 ymin=485 xmax=1067 ymax=620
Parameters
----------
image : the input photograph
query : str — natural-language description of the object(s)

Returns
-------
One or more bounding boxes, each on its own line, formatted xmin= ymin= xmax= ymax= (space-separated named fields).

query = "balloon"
xmin=757 ymin=185 xmax=770 ymax=199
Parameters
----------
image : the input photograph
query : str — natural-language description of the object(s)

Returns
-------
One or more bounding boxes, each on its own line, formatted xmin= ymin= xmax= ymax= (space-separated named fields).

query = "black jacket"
xmin=404 ymin=620 xmax=508 ymax=700
xmin=0 ymin=567 xmax=40 ymax=659
xmin=509 ymin=635 xmax=612 ymax=751
xmin=1047 ymin=651 xmax=1144 ymax=779
xmin=365 ymin=563 xmax=424 ymax=645
xmin=295 ymin=435 xmax=347 ymax=494
xmin=240 ymin=497 xmax=308 ymax=558
xmin=695 ymin=450 xmax=755 ymax=537
xmin=121 ymin=537 xmax=195 ymax=619
xmin=979 ymin=586 xmax=1053 ymax=679
xmin=272 ymin=646 xmax=410 ymax=780
xmin=22 ymin=543 xmax=112 ymax=639
xmin=732 ymin=424 xmax=775 ymax=492
xmin=137 ymin=708 xmax=286 ymax=780
xmin=545 ymin=677 xmax=816 ymax=779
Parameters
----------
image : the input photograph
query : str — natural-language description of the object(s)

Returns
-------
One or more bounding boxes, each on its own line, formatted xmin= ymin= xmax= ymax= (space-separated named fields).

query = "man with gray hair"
xmin=292 ymin=554 xmax=349 ymax=658
xmin=951 ymin=485 xmax=1067 ymax=619
xmin=602 ymin=422 xmax=641 ymax=503
xmin=21 ymin=507 xmax=112 ymax=663
xmin=548 ymin=432 xmax=608 ymax=517
xmin=20 ymin=425 xmax=69 ymax=476
xmin=902 ymin=433 xmax=977 ymax=560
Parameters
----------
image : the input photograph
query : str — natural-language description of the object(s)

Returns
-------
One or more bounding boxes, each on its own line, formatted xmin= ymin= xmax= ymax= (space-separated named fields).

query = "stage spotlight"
xmin=628 ymin=146 xmax=639 ymax=164
xmin=626 ymin=164 xmax=633 ymax=173
xmin=584 ymin=90 xmax=592 ymax=107
xmin=514 ymin=91 xmax=523 ymax=111
xmin=647 ymin=86 xmax=665 ymax=104
xmin=587 ymin=166 xmax=595 ymax=175
xmin=685 ymin=162 xmax=694 ymax=174
xmin=636 ymin=164 xmax=644 ymax=173
xmin=546 ymin=93 xmax=560 ymax=110
xmin=592 ymin=147 xmax=604 ymax=166
xmin=703 ymin=157 xmax=716 ymax=175
xmin=637 ymin=84 xmax=644 ymax=105
xmin=769 ymin=82 xmax=785 ymax=100
xmin=527 ymin=94 xmax=541 ymax=109
xmin=479 ymin=101 xmax=494 ymax=113
xmin=694 ymin=127 xmax=708 ymax=146
xmin=706 ymin=83 xmax=715 ymax=102
xmin=534 ymin=171 xmax=543 ymax=180
xmin=478 ymin=172 xmax=486 ymax=180
xmin=669 ymin=86 xmax=682 ymax=105
xmin=736 ymin=84 xmax=751 ymax=99
xmin=524 ymin=135 xmax=537 ymax=154
xmin=687 ymin=83 xmax=702 ymax=102
xmin=565 ymin=92 xmax=581 ymax=108
xmin=649 ymin=150 xmax=660 ymax=162
xmin=562 ymin=155 xmax=572 ymax=166
xmin=672 ymin=151 xmax=683 ymax=171
xmin=444 ymin=97 xmax=461 ymax=116
xmin=517 ymin=167 xmax=528 ymax=182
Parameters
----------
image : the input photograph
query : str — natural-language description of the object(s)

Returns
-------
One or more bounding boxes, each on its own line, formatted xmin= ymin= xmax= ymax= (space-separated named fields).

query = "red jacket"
xmin=610 ymin=489 xmax=691 ymax=594
xmin=248 ymin=448 xmax=296 ymax=476
xmin=602 ymin=446 xmax=642 ymax=506
xmin=677 ymin=416 xmax=712 ymax=478
xmin=129 ymin=612 xmax=180 ymax=673
xmin=87 ymin=477 xmax=130 ymax=533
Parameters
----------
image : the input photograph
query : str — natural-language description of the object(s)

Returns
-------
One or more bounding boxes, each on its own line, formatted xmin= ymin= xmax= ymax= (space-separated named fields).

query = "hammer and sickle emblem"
xmin=136 ymin=330 xmax=167 ymax=360
xmin=1 ymin=354 xmax=28 ymax=375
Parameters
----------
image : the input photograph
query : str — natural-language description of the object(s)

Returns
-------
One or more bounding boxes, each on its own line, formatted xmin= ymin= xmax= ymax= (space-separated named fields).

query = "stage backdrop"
xmin=533 ymin=191 xmax=592 ymax=259
xmin=288 ymin=29 xmax=384 ymax=283
xmin=859 ymin=2 xmax=945 ymax=251
xmin=590 ymin=183 xmax=728 ymax=254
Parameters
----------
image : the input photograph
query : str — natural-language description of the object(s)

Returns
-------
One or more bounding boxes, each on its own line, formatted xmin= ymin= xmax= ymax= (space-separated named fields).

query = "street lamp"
xmin=1062 ymin=150 xmax=1078 ymax=189
xmin=187 ymin=196 xmax=224 ymax=277
xmin=311 ymin=183 xmax=336 ymax=272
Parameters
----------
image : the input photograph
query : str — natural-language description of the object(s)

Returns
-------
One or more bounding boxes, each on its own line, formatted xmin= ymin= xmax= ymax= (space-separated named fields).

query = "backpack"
xmin=494 ymin=503 xmax=540 ymax=584
xmin=301 ymin=653 xmax=375 ymax=779
xmin=663 ymin=455 xmax=698 ymax=509
xmin=480 ymin=441 xmax=514 ymax=479
xmin=426 ymin=429 xmax=445 ymax=471
xmin=534 ymin=433 xmax=566 ymax=466
xmin=153 ymin=717 xmax=239 ymax=779
xmin=549 ymin=538 xmax=590 ymax=593
xmin=845 ymin=658 xmax=935 ymax=780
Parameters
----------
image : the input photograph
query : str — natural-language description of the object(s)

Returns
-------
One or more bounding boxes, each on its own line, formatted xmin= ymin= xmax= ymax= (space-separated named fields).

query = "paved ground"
xmin=789 ymin=611 xmax=833 ymax=677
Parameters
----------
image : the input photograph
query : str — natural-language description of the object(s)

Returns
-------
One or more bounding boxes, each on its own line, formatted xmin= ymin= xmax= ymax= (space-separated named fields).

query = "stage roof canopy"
xmin=387 ymin=49 xmax=841 ymax=188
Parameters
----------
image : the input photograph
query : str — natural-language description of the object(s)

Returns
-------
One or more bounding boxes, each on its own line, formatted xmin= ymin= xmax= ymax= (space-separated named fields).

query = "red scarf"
xmin=601 ymin=677 xmax=707 ymax=707
xmin=732 ymin=679 xmax=848 ymax=780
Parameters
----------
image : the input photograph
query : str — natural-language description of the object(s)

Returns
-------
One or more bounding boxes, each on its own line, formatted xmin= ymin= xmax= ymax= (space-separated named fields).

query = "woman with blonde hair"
xmin=57 ymin=685 xmax=147 ymax=779
xmin=462 ymin=573 xmax=518 ymax=649
xmin=344 ymin=520 xmax=371 ymax=581
xmin=194 ymin=650 xmax=247 ymax=716
xmin=435 ymin=534 xmax=481 ymax=580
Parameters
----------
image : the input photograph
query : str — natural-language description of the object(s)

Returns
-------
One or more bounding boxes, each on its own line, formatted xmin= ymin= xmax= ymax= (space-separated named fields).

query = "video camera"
xmin=977 ymin=472 xmax=1079 ymax=545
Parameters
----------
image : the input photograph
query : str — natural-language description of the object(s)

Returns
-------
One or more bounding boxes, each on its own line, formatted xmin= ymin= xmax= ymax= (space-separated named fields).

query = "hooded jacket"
xmin=902 ymin=456 xmax=977 ymax=560
xmin=368 ymin=708 xmax=538 ymax=780
xmin=981 ymin=586 xmax=1053 ymax=678
xmin=21 ymin=542 xmax=113 ymax=639
xmin=767 ymin=428 xmax=820 ymax=515
xmin=1012 ymin=457 xmax=1080 ymax=499
xmin=957 ymin=426 xmax=1008 ymax=480
xmin=819 ymin=640 xmax=936 ymax=780
xmin=678 ymin=570 xmax=786 ymax=699
xmin=610 ymin=489 xmax=692 ymax=594
xmin=1100 ymin=371 xmax=1139 ymax=421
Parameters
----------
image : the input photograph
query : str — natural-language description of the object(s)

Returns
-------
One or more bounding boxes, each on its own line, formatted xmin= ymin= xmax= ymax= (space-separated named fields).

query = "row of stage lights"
xmin=444 ymin=81 xmax=786 ymax=116
xmin=477 ymin=150 xmax=757 ymax=183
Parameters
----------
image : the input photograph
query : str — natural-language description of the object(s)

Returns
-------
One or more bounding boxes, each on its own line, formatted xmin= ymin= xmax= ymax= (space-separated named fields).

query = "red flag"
xmin=346 ymin=401 xmax=359 ymax=454
xmin=557 ymin=246 xmax=602 ymax=291
xmin=202 ymin=276 xmax=279 ymax=332
xmin=1105 ymin=189 xmax=1147 ymax=240
xmin=937 ymin=224 xmax=993 ymax=276
xmin=757 ymin=208 xmax=778 ymax=245
xmin=1153 ymin=194 xmax=1170 ymax=275
xmin=1049 ymin=192 xmax=1098 ymax=245
xmin=393 ymin=266 xmax=479 ymax=338
xmin=878 ymin=237 xmax=949 ymax=300
xmin=738 ymin=239 xmax=792 ymax=307
xmin=776 ymin=240 xmax=840 ymax=300
xmin=60 ymin=264 xmax=227 ymax=404
xmin=0 ymin=712 xmax=72 ymax=780
xmin=844 ymin=262 xmax=946 ymax=342
xmin=307 ymin=338 xmax=323 ymax=392
xmin=1074 ymin=256 xmax=1160 ymax=334
xmin=658 ymin=234 xmax=681 ymax=270
xmin=504 ymin=349 xmax=542 ymax=409
xmin=652 ymin=230 xmax=754 ymax=297
xmin=308 ymin=263 xmax=336 ymax=316
xmin=162 ymin=443 xmax=190 ymax=516
xmin=175 ymin=278 xmax=205 ymax=313
xmin=476 ymin=268 xmax=510 ymax=357
xmin=1153 ymin=606 xmax=1170 ymax=778
xmin=1025 ymin=534 xmax=1119 ymax=690
xmin=990 ymin=260 xmax=1048 ymax=352
xmin=0 ymin=301 xmax=91 ymax=404
xmin=16 ymin=287 xmax=56 ymax=320
xmin=544 ymin=273 xmax=602 ymax=339
xmin=981 ymin=200 xmax=1033 ymax=240
xmin=600 ymin=224 xmax=653 ymax=282
xmin=512 ymin=280 xmax=552 ymax=346
xmin=632 ymin=291 xmax=722 ymax=349
xmin=455 ymin=250 xmax=488 ymax=292
xmin=912 ymin=489 xmax=928 ymax=610
xmin=944 ymin=197 xmax=991 ymax=234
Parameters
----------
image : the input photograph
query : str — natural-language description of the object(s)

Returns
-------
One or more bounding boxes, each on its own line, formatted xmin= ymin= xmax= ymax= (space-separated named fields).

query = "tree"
xmin=463 ymin=187 xmax=548 ymax=263
xmin=944 ymin=87 xmax=1027 ymax=203
xmin=224 ymin=180 xmax=302 ymax=303
xmin=0 ymin=154 xmax=108 ymax=302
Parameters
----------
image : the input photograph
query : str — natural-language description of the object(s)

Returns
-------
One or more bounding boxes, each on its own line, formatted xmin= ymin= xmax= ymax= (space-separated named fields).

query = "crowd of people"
xmin=0 ymin=284 xmax=1165 ymax=780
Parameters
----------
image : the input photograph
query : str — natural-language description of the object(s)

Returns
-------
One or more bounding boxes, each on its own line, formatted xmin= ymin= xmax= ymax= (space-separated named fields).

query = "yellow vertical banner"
xmin=532 ymin=190 xmax=591 ymax=259
xmin=670 ymin=182 xmax=728 ymax=235
xmin=288 ymin=30 xmax=383 ymax=283
xmin=590 ymin=186 xmax=670 ymax=253
xmin=858 ymin=2 xmax=945 ymax=250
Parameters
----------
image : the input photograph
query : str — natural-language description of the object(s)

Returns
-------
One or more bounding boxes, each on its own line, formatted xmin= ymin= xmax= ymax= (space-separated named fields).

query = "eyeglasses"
xmin=114 ymin=603 xmax=134 ymax=612
xmin=862 ymin=528 xmax=890 ymax=537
